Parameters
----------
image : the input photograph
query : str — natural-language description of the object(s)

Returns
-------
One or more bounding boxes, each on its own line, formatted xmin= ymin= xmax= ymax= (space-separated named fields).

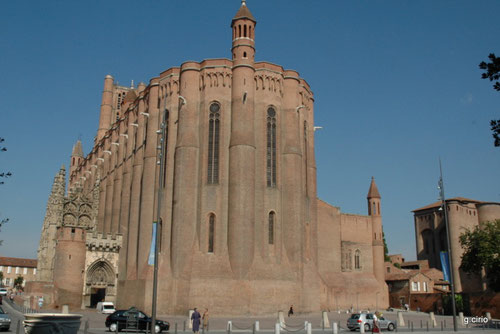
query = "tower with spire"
xmin=367 ymin=177 xmax=388 ymax=304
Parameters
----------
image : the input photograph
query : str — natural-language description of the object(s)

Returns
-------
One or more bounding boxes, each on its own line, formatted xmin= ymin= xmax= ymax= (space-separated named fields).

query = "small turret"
xmin=367 ymin=176 xmax=381 ymax=216
xmin=70 ymin=140 xmax=84 ymax=186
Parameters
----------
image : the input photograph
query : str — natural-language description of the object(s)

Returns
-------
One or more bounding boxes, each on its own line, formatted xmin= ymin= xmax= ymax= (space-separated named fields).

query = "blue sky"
xmin=1 ymin=1 xmax=499 ymax=261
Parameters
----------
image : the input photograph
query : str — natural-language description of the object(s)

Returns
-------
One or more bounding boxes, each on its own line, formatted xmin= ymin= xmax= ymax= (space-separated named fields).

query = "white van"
xmin=96 ymin=301 xmax=115 ymax=314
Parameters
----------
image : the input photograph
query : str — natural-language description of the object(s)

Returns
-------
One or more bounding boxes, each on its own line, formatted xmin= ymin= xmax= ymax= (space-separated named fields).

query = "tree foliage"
xmin=479 ymin=53 xmax=500 ymax=147
xmin=382 ymin=232 xmax=391 ymax=262
xmin=459 ymin=219 xmax=500 ymax=292
xmin=13 ymin=276 xmax=24 ymax=290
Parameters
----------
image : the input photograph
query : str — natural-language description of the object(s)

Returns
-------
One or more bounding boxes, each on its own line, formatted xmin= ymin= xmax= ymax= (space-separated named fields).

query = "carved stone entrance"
xmin=83 ymin=259 xmax=116 ymax=308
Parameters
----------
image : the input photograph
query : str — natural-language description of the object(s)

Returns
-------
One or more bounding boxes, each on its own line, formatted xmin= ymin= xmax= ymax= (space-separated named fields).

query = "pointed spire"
xmin=72 ymin=140 xmax=83 ymax=157
xmin=232 ymin=0 xmax=256 ymax=24
xmin=367 ymin=176 xmax=381 ymax=199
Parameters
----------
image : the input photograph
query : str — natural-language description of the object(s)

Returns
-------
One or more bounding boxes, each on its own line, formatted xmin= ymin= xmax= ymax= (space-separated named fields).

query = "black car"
xmin=105 ymin=307 xmax=169 ymax=333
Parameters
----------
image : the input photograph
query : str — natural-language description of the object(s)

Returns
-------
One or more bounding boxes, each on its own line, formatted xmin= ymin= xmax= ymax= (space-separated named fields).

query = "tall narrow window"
xmin=268 ymin=211 xmax=275 ymax=244
xmin=208 ymin=103 xmax=220 ymax=184
xmin=266 ymin=107 xmax=277 ymax=187
xmin=355 ymin=250 xmax=361 ymax=269
xmin=208 ymin=214 xmax=215 ymax=253
xmin=162 ymin=110 xmax=169 ymax=188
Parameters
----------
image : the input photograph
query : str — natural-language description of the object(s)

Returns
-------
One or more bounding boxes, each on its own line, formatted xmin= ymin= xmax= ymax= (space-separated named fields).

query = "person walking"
xmin=288 ymin=305 xmax=294 ymax=317
xmin=192 ymin=308 xmax=202 ymax=334
xmin=202 ymin=308 xmax=209 ymax=331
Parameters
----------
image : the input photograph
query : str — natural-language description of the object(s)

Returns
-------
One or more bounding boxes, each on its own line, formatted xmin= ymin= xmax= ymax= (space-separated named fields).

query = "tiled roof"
xmin=367 ymin=177 xmax=381 ymax=199
xmin=413 ymin=197 xmax=482 ymax=212
xmin=0 ymin=257 xmax=37 ymax=268
xmin=232 ymin=2 xmax=256 ymax=23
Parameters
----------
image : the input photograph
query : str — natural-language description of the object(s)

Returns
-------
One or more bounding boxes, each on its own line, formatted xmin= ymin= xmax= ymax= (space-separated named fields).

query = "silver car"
xmin=347 ymin=313 xmax=395 ymax=331
xmin=0 ymin=307 xmax=11 ymax=331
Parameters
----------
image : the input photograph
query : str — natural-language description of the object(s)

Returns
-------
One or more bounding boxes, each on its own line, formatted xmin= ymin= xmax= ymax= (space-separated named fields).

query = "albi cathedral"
xmin=27 ymin=1 xmax=388 ymax=314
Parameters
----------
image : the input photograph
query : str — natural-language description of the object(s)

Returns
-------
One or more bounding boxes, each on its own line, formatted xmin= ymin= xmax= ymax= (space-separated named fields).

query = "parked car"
xmin=105 ymin=307 xmax=169 ymax=333
xmin=347 ymin=313 xmax=396 ymax=331
xmin=96 ymin=301 xmax=115 ymax=314
xmin=0 ymin=307 xmax=11 ymax=331
xmin=0 ymin=289 xmax=7 ymax=296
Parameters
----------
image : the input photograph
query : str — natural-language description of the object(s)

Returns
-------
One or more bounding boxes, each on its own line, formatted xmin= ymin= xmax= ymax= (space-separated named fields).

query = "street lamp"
xmin=150 ymin=107 xmax=168 ymax=333
xmin=438 ymin=160 xmax=457 ymax=332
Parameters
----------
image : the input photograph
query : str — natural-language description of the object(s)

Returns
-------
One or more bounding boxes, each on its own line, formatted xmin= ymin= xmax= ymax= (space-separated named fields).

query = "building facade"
xmin=30 ymin=2 xmax=388 ymax=314
xmin=413 ymin=197 xmax=500 ymax=293
xmin=0 ymin=257 xmax=37 ymax=289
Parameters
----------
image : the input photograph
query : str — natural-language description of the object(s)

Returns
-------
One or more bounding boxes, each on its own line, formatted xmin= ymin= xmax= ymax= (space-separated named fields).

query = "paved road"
xmin=1 ymin=303 xmax=498 ymax=334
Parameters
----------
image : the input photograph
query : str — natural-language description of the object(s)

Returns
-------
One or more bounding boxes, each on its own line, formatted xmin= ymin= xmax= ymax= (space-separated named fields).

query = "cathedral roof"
xmin=367 ymin=176 xmax=381 ymax=199
xmin=72 ymin=140 xmax=83 ymax=157
xmin=232 ymin=1 xmax=256 ymax=24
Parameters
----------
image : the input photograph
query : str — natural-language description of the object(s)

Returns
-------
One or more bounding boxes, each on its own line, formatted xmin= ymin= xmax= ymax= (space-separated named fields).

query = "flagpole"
xmin=438 ymin=159 xmax=457 ymax=331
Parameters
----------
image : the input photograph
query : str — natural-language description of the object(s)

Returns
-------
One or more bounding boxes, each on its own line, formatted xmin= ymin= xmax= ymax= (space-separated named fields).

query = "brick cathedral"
xmin=28 ymin=1 xmax=388 ymax=314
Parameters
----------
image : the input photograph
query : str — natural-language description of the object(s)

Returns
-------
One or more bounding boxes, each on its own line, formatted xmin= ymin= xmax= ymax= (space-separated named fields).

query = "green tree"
xmin=382 ymin=232 xmax=391 ymax=262
xmin=13 ymin=276 xmax=23 ymax=291
xmin=459 ymin=219 xmax=500 ymax=292
xmin=479 ymin=53 xmax=500 ymax=146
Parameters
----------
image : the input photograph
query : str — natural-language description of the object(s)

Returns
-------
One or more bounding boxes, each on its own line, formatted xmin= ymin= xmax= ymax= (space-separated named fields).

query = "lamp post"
xmin=438 ymin=160 xmax=457 ymax=332
xmin=151 ymin=108 xmax=168 ymax=333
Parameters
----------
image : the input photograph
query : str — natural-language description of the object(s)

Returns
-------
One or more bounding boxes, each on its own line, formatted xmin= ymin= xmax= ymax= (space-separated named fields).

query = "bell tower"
xmin=231 ymin=0 xmax=256 ymax=62
xmin=227 ymin=0 xmax=257 ymax=279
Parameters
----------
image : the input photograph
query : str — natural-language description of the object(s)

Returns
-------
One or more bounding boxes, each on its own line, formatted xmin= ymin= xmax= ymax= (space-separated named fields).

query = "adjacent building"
xmin=412 ymin=197 xmax=500 ymax=293
xmin=0 ymin=257 xmax=37 ymax=289
xmin=28 ymin=1 xmax=388 ymax=314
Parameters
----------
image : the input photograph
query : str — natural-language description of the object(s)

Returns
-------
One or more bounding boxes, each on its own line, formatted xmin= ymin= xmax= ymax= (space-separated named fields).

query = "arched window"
xmin=373 ymin=202 xmax=377 ymax=215
xmin=162 ymin=110 xmax=169 ymax=188
xmin=266 ymin=107 xmax=277 ymax=187
xmin=208 ymin=103 xmax=220 ymax=184
xmin=249 ymin=26 xmax=252 ymax=39
xmin=208 ymin=214 xmax=215 ymax=253
xmin=268 ymin=211 xmax=275 ymax=245
xmin=244 ymin=25 xmax=247 ymax=37
xmin=355 ymin=250 xmax=361 ymax=269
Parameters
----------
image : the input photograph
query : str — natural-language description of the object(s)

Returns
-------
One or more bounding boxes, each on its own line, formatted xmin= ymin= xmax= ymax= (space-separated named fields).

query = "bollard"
xmin=420 ymin=320 xmax=423 ymax=328
xmin=62 ymin=304 xmax=69 ymax=314
xmin=459 ymin=312 xmax=464 ymax=326
xmin=360 ymin=321 xmax=365 ymax=334
xmin=411 ymin=321 xmax=413 ymax=332
xmin=430 ymin=312 xmax=436 ymax=328
xmin=175 ymin=322 xmax=178 ymax=334
xmin=322 ymin=311 xmax=330 ymax=329
xmin=307 ymin=322 xmax=312 ymax=334
xmin=441 ymin=321 xmax=443 ymax=331
xmin=84 ymin=319 xmax=89 ymax=334
xmin=275 ymin=322 xmax=280 ymax=334
xmin=278 ymin=311 xmax=285 ymax=327
xmin=397 ymin=311 xmax=405 ymax=327
xmin=184 ymin=320 xmax=187 ymax=332
xmin=333 ymin=322 xmax=338 ymax=334
xmin=426 ymin=322 xmax=429 ymax=332
xmin=482 ymin=322 xmax=485 ymax=330
xmin=16 ymin=319 xmax=21 ymax=334
xmin=253 ymin=323 xmax=256 ymax=334
xmin=255 ymin=321 xmax=260 ymax=331
xmin=227 ymin=321 xmax=232 ymax=334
